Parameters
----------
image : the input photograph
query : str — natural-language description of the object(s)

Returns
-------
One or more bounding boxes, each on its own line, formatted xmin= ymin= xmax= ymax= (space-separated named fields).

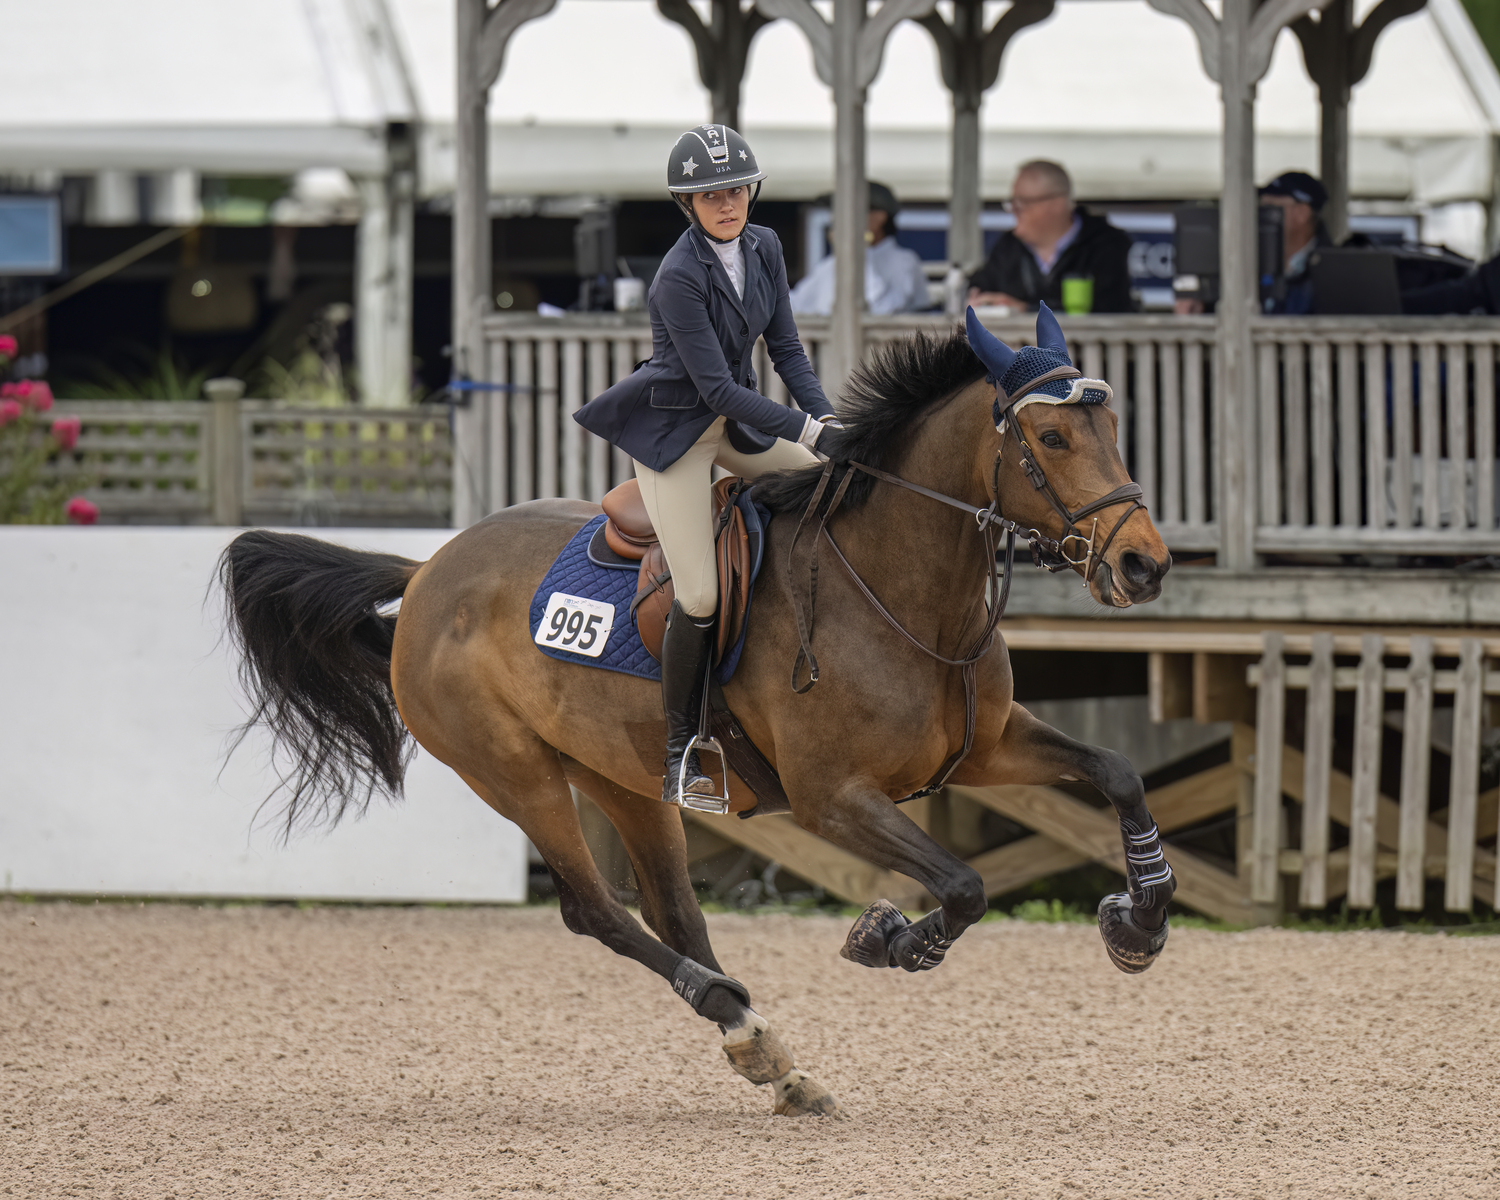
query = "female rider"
xmin=573 ymin=124 xmax=840 ymax=807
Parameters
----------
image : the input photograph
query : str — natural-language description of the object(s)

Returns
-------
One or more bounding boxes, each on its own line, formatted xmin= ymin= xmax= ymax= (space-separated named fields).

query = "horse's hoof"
xmin=1097 ymin=892 xmax=1169 ymax=974
xmin=772 ymin=1070 xmax=844 ymax=1119
xmin=887 ymin=908 xmax=955 ymax=972
xmin=839 ymin=899 xmax=908 ymax=968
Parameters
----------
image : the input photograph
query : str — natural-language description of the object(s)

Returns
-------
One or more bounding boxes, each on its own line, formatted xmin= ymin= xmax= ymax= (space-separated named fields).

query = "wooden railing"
xmin=41 ymin=400 xmax=452 ymax=526
xmin=1247 ymin=630 xmax=1500 ymax=912
xmin=478 ymin=312 xmax=1500 ymax=559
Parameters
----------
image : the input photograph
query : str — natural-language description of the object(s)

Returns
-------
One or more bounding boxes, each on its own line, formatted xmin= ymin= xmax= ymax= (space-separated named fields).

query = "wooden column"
xmin=918 ymin=0 xmax=1055 ymax=275
xmin=757 ymin=0 xmax=934 ymax=395
xmin=451 ymin=0 xmax=558 ymax=528
xmin=829 ymin=0 xmax=867 ymax=395
xmin=657 ymin=0 xmax=770 ymax=129
xmin=1218 ymin=0 xmax=1259 ymax=573
xmin=1293 ymin=0 xmax=1427 ymax=247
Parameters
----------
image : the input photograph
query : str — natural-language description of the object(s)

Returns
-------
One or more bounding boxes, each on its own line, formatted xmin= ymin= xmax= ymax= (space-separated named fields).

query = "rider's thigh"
xmin=633 ymin=419 xmax=723 ymax=618
xmin=714 ymin=435 xmax=818 ymax=478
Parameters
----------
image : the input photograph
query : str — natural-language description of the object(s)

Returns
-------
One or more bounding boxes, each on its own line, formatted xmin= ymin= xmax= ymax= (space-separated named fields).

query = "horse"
xmin=218 ymin=314 xmax=1174 ymax=1119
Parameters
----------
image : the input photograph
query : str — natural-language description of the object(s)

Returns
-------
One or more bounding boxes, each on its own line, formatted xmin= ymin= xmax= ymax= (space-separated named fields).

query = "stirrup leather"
xmin=668 ymin=733 xmax=731 ymax=815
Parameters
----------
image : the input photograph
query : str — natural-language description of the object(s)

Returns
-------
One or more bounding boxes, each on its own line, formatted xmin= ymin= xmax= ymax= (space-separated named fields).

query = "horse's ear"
xmin=965 ymin=306 xmax=1016 ymax=379
xmin=1035 ymin=302 xmax=1070 ymax=359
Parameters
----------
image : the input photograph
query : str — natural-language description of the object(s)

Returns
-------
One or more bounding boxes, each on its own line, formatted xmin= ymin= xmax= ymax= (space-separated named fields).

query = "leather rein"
xmin=785 ymin=364 xmax=1148 ymax=801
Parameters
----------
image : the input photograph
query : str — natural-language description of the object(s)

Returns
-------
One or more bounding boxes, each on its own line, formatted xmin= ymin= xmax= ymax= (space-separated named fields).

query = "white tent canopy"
xmin=396 ymin=0 xmax=1500 ymax=204
xmin=0 ymin=0 xmax=1494 ymax=205
xmin=1 ymin=0 xmax=415 ymax=177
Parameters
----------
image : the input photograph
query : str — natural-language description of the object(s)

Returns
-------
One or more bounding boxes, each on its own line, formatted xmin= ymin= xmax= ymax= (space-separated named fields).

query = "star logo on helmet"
xmin=739 ymin=150 xmax=747 ymax=160
xmin=681 ymin=157 xmax=698 ymax=177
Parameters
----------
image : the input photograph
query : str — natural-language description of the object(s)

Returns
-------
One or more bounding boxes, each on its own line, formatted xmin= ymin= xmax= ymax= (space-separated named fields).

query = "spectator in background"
xmin=967 ymin=160 xmax=1133 ymax=313
xmin=790 ymin=182 xmax=930 ymax=315
xmin=1258 ymin=171 xmax=1333 ymax=315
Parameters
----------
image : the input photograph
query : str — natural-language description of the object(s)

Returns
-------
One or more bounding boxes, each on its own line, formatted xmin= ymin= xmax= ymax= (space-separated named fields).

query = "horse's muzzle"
xmin=1114 ymin=548 xmax=1169 ymax=603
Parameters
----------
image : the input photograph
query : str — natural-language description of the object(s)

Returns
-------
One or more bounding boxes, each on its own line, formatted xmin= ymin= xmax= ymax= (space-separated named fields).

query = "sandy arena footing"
xmin=3 ymin=901 xmax=1498 ymax=1198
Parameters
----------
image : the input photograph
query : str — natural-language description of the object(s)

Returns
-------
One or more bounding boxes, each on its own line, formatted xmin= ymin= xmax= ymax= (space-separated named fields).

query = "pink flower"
xmin=51 ymin=416 xmax=81 ymax=451
xmin=0 ymin=398 xmax=20 ymax=426
xmin=65 ymin=496 xmax=99 ymax=525
xmin=0 ymin=382 xmax=16 ymax=399
xmin=16 ymin=380 xmax=52 ymax=412
xmin=0 ymin=335 xmax=17 ymax=358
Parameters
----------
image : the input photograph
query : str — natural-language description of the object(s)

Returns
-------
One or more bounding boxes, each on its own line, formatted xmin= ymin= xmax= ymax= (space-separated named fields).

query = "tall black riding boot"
xmin=660 ymin=600 xmax=716 ymax=805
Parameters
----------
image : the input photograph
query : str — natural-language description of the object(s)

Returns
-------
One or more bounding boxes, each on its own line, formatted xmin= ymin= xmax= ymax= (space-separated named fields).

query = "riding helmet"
xmin=667 ymin=125 xmax=764 ymax=240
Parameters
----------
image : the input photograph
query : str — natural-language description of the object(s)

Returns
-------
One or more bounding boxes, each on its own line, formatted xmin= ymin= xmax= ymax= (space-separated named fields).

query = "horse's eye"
xmin=1040 ymin=431 xmax=1067 ymax=450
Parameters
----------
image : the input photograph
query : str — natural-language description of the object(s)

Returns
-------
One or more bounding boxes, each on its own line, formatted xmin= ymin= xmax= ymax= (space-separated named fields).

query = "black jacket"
xmin=573 ymin=223 xmax=833 ymax=472
xmin=968 ymin=208 xmax=1135 ymax=313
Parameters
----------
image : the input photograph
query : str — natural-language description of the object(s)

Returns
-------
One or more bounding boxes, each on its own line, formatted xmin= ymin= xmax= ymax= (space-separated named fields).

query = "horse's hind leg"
xmin=957 ymin=701 xmax=1176 ymax=973
xmin=562 ymin=759 xmax=841 ymax=1118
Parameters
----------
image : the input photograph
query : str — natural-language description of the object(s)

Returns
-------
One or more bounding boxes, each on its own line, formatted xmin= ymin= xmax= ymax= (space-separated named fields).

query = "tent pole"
xmin=356 ymin=124 xmax=417 ymax=409
xmin=1218 ymin=0 xmax=1258 ymax=572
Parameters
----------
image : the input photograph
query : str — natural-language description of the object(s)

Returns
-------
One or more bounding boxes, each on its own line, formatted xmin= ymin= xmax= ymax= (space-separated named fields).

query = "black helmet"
xmin=667 ymin=124 xmax=765 ymax=194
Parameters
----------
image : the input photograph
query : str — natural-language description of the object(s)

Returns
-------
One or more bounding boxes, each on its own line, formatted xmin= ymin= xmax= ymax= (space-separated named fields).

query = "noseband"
xmin=785 ymin=368 xmax=1149 ymax=802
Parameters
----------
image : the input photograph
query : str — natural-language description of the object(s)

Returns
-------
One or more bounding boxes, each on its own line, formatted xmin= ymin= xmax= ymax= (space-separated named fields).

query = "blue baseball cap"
xmin=1260 ymin=171 xmax=1327 ymax=211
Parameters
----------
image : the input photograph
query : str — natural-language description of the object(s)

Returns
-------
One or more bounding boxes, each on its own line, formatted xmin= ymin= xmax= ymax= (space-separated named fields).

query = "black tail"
xmin=218 ymin=530 xmax=420 ymax=838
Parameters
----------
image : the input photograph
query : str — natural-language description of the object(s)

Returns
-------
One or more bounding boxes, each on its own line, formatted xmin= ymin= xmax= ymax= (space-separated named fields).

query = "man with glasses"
xmin=966 ymin=160 xmax=1133 ymax=313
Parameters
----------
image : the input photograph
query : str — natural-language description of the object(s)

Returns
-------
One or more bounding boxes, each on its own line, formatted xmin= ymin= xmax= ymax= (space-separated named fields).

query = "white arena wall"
xmin=0 ymin=526 xmax=528 ymax=903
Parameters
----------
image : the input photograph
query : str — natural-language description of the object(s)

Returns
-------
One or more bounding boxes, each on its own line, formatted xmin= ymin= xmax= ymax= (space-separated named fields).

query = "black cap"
xmin=868 ymin=182 xmax=899 ymax=215
xmin=1259 ymin=171 xmax=1327 ymax=211
xmin=667 ymin=125 xmax=765 ymax=194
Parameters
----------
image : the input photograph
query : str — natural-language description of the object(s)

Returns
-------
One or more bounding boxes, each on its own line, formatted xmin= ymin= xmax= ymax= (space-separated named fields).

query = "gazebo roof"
xmin=0 ymin=0 xmax=1493 ymax=202
xmin=400 ymin=0 xmax=1500 ymax=202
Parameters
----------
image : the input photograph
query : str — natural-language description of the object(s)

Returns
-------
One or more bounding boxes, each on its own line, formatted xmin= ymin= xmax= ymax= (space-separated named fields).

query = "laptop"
xmin=1310 ymin=248 xmax=1403 ymax=314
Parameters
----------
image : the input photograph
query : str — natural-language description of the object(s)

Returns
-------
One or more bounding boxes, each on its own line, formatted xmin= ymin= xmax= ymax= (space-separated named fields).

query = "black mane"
xmin=754 ymin=328 xmax=987 ymax=515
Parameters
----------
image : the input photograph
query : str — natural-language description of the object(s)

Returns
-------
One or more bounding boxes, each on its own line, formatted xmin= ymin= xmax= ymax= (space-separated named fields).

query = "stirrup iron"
xmin=670 ymin=732 xmax=730 ymax=815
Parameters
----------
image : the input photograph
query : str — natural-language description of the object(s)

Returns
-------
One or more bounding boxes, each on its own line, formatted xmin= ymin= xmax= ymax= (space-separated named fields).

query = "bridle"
xmin=785 ymin=367 xmax=1148 ymax=801
xmin=993 ymin=363 xmax=1146 ymax=581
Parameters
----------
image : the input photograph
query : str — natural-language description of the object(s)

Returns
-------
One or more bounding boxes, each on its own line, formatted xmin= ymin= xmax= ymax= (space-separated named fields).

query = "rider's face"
xmin=692 ymin=187 xmax=750 ymax=240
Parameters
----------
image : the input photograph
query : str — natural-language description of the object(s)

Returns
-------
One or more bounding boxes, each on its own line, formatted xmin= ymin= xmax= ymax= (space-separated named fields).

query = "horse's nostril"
xmin=1120 ymin=551 xmax=1158 ymax=588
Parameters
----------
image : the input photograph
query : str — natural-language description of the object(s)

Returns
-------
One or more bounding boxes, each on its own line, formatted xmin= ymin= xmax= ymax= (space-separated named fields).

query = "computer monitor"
xmin=1308 ymin=248 xmax=1403 ymax=315
xmin=1172 ymin=204 xmax=1285 ymax=308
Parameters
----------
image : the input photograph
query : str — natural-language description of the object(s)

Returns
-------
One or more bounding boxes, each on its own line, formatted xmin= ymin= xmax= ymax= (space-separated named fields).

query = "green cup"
xmin=1061 ymin=275 xmax=1094 ymax=315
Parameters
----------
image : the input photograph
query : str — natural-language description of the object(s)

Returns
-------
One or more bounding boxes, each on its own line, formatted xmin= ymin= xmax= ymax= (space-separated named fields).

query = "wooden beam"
xmin=951 ymin=762 xmax=1240 ymax=899
xmin=1194 ymin=652 xmax=1255 ymax=724
xmin=952 ymin=783 xmax=1251 ymax=923
xmin=685 ymin=811 xmax=926 ymax=907
xmin=1148 ymin=651 xmax=1194 ymax=721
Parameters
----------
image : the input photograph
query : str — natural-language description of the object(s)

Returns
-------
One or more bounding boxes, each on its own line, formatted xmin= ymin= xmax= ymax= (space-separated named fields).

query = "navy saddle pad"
xmin=528 ymin=490 xmax=770 ymax=683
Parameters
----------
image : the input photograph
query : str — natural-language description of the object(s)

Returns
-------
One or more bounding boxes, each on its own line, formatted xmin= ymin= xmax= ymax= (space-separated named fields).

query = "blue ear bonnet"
xmin=998 ymin=347 xmax=1075 ymax=400
xmin=965 ymin=303 xmax=1111 ymax=417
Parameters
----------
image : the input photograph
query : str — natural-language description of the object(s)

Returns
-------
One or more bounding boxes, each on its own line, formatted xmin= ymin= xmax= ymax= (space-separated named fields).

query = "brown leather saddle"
xmin=598 ymin=476 xmax=754 ymax=664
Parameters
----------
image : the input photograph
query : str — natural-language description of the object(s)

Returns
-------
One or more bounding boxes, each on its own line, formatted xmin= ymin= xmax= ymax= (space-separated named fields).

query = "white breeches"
xmin=633 ymin=416 xmax=819 ymax=618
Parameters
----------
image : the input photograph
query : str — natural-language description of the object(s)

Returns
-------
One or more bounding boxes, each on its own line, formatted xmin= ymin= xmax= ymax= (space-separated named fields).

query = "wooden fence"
xmin=40 ymin=400 xmax=453 ymax=526
xmin=1246 ymin=630 xmax=1500 ymax=913
xmin=478 ymin=312 xmax=1500 ymax=559
xmin=579 ymin=619 xmax=1500 ymax=926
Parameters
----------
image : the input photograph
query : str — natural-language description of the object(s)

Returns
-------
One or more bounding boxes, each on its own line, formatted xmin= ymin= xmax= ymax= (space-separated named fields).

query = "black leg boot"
xmin=660 ymin=600 xmax=716 ymax=805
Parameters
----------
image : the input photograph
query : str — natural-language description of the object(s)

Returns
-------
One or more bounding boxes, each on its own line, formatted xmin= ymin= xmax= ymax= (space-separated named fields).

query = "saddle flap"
xmin=633 ymin=476 xmax=756 ymax=668
xmin=601 ymin=478 xmax=657 ymax=555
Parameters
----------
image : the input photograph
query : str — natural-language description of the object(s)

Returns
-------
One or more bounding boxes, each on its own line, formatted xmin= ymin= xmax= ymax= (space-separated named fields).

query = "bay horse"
xmin=219 ymin=315 xmax=1174 ymax=1119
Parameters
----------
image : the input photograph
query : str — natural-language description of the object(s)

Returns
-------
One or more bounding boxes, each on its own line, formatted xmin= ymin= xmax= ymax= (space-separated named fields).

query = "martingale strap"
xmin=785 ymin=457 xmax=1015 ymax=799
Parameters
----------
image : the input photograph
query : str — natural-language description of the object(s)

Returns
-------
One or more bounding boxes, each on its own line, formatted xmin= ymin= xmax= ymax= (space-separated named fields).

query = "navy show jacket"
xmin=573 ymin=223 xmax=834 ymax=472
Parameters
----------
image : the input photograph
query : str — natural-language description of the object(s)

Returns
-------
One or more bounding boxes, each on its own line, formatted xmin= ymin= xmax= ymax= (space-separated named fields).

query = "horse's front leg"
xmin=788 ymin=775 xmax=989 ymax=973
xmin=561 ymin=758 xmax=841 ymax=1119
xmin=954 ymin=701 xmax=1177 ymax=973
